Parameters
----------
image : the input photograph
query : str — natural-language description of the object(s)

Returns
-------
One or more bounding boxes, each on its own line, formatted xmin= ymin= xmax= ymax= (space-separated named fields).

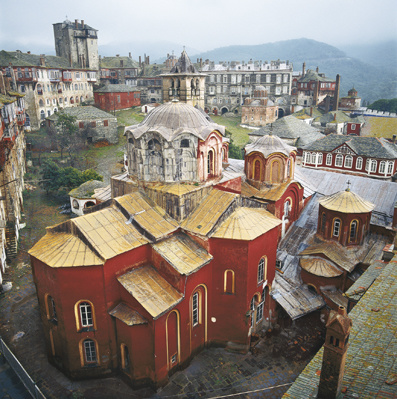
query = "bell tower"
xmin=162 ymin=49 xmax=205 ymax=109
xmin=318 ymin=306 xmax=352 ymax=398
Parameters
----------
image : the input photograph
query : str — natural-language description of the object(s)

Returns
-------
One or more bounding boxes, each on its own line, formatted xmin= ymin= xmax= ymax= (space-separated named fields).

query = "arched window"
xmin=311 ymin=153 xmax=316 ymax=164
xmin=121 ymin=344 xmax=130 ymax=371
xmin=379 ymin=161 xmax=386 ymax=174
xmin=333 ymin=219 xmax=341 ymax=237
xmin=387 ymin=162 xmax=394 ymax=174
xmin=287 ymin=159 xmax=291 ymax=178
xmin=224 ymin=270 xmax=235 ymax=294
xmin=335 ymin=154 xmax=343 ymax=167
xmin=45 ymin=294 xmax=57 ymax=322
xmin=318 ymin=153 xmax=323 ymax=164
xmin=75 ymin=301 xmax=95 ymax=331
xmin=253 ymin=159 xmax=261 ymax=180
xmin=148 ymin=138 xmax=161 ymax=151
xmin=326 ymin=153 xmax=332 ymax=166
xmin=345 ymin=155 xmax=353 ymax=168
xmin=356 ymin=157 xmax=363 ymax=169
xmin=39 ymin=99 xmax=44 ymax=107
xmin=72 ymin=199 xmax=79 ymax=209
xmin=40 ymin=110 xmax=45 ymax=120
xmin=257 ymin=257 xmax=267 ymax=283
xmin=82 ymin=339 xmax=98 ymax=365
xmin=284 ymin=200 xmax=290 ymax=218
xmin=350 ymin=220 xmax=358 ymax=241
xmin=192 ymin=291 xmax=201 ymax=327
xmin=70 ymin=97 xmax=74 ymax=104
xmin=207 ymin=149 xmax=214 ymax=176
xmin=370 ymin=160 xmax=377 ymax=173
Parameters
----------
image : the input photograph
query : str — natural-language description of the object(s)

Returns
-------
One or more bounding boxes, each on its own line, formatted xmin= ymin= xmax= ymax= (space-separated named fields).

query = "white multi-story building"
xmin=0 ymin=51 xmax=96 ymax=129
xmin=201 ymin=59 xmax=293 ymax=116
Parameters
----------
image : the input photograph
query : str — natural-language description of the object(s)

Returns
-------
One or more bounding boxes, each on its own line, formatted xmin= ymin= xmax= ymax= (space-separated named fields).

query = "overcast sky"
xmin=1 ymin=0 xmax=396 ymax=56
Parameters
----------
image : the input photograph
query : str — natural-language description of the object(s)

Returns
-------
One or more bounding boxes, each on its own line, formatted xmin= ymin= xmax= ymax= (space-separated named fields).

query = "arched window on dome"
xmin=207 ymin=149 xmax=215 ymax=177
xmin=349 ymin=220 xmax=358 ymax=242
xmin=333 ymin=218 xmax=341 ymax=237
xmin=253 ymin=159 xmax=261 ymax=180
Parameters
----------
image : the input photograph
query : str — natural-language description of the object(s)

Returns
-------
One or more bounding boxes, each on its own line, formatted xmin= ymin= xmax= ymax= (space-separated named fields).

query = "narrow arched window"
xmin=121 ymin=344 xmax=130 ymax=371
xmin=345 ymin=155 xmax=353 ymax=168
xmin=335 ymin=154 xmax=343 ymax=167
xmin=326 ymin=153 xmax=332 ymax=166
xmin=76 ymin=301 xmax=95 ymax=331
xmin=284 ymin=200 xmax=290 ymax=218
xmin=258 ymin=257 xmax=267 ymax=283
xmin=287 ymin=159 xmax=291 ymax=177
xmin=224 ymin=270 xmax=235 ymax=294
xmin=192 ymin=292 xmax=200 ymax=327
xmin=356 ymin=157 xmax=363 ymax=169
xmin=350 ymin=220 xmax=358 ymax=241
xmin=321 ymin=212 xmax=326 ymax=233
xmin=333 ymin=219 xmax=341 ymax=237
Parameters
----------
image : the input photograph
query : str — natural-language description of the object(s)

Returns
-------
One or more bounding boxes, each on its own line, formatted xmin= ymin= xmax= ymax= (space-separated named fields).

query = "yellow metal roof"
xmin=299 ymin=242 xmax=358 ymax=273
xmin=212 ymin=207 xmax=281 ymax=240
xmin=108 ymin=303 xmax=147 ymax=326
xmin=29 ymin=232 xmax=103 ymax=267
xmin=115 ymin=192 xmax=178 ymax=239
xmin=152 ymin=233 xmax=213 ymax=275
xmin=241 ymin=180 xmax=297 ymax=202
xmin=147 ymin=182 xmax=203 ymax=196
xmin=118 ymin=265 xmax=183 ymax=319
xmin=181 ymin=189 xmax=238 ymax=235
xmin=318 ymin=189 xmax=375 ymax=213
xmin=300 ymin=257 xmax=343 ymax=278
xmin=73 ymin=205 xmax=148 ymax=260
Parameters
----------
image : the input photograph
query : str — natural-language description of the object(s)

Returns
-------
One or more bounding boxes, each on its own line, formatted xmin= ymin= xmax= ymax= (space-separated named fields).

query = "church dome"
xmin=318 ymin=189 xmax=375 ymax=213
xmin=245 ymin=133 xmax=296 ymax=158
xmin=126 ymin=100 xmax=225 ymax=141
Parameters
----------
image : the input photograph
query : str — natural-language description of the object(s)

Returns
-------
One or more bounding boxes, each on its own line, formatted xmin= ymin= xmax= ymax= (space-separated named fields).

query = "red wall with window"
xmin=94 ymin=91 xmax=141 ymax=112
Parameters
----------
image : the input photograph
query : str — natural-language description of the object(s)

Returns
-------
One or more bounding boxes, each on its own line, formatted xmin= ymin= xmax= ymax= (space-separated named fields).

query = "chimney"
xmin=291 ymin=105 xmax=295 ymax=113
xmin=139 ymin=56 xmax=141 ymax=67
xmin=302 ymin=62 xmax=306 ymax=76
xmin=75 ymin=19 xmax=79 ymax=29
xmin=81 ymin=20 xmax=85 ymax=29
xmin=316 ymin=66 xmax=319 ymax=73
xmin=310 ymin=107 xmax=313 ymax=117
xmin=129 ymin=52 xmax=132 ymax=59
xmin=120 ymin=60 xmax=124 ymax=67
xmin=116 ymin=54 xmax=120 ymax=57
xmin=27 ymin=51 xmax=31 ymax=54
xmin=333 ymin=74 xmax=340 ymax=111
xmin=147 ymin=56 xmax=150 ymax=65
xmin=318 ymin=306 xmax=352 ymax=399
xmin=334 ymin=112 xmax=337 ymax=121
xmin=313 ymin=80 xmax=320 ymax=106
xmin=39 ymin=54 xmax=46 ymax=67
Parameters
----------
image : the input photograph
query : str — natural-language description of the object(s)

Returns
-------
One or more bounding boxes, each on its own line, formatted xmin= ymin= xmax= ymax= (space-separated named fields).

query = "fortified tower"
xmin=53 ymin=19 xmax=99 ymax=70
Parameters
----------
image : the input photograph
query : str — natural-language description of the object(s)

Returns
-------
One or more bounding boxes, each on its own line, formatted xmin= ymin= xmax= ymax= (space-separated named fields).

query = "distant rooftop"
xmin=46 ymin=106 xmax=116 ymax=121
xmin=95 ymin=84 xmax=139 ymax=93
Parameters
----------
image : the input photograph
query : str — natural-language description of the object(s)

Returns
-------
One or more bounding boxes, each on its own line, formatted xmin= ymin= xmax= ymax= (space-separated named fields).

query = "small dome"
xmin=245 ymin=133 xmax=296 ymax=158
xmin=126 ymin=101 xmax=225 ymax=141
xmin=318 ymin=189 xmax=375 ymax=213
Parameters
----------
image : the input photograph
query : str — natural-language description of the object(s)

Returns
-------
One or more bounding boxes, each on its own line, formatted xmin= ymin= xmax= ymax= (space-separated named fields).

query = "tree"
xmin=368 ymin=98 xmax=397 ymax=114
xmin=39 ymin=160 xmax=103 ymax=194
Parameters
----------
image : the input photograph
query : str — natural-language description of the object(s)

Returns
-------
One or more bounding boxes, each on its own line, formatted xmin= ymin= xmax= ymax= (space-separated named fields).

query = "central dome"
xmin=245 ymin=133 xmax=296 ymax=158
xmin=128 ymin=101 xmax=225 ymax=141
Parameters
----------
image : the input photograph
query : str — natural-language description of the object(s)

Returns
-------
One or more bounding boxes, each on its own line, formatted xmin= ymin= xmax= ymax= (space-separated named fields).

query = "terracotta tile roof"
xmin=29 ymin=231 xmax=103 ymax=267
xmin=108 ymin=303 xmax=147 ymax=326
xmin=241 ymin=180 xmax=299 ymax=202
xmin=118 ymin=265 xmax=183 ymax=319
xmin=300 ymin=257 xmax=343 ymax=277
xmin=283 ymin=258 xmax=397 ymax=398
xmin=152 ymin=233 xmax=212 ymax=275
xmin=181 ymin=189 xmax=238 ymax=236
xmin=211 ymin=207 xmax=281 ymax=240
xmin=318 ymin=189 xmax=375 ymax=213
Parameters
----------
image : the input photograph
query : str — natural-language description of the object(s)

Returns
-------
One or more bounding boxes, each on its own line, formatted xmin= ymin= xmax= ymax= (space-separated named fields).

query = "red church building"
xmin=29 ymin=100 xmax=306 ymax=388
xmin=94 ymin=84 xmax=140 ymax=112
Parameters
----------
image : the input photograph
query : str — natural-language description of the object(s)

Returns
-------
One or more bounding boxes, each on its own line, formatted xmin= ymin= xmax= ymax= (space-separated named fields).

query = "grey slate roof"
xmin=313 ymin=110 xmax=357 ymax=124
xmin=303 ymin=134 xmax=397 ymax=159
xmin=298 ymin=69 xmax=334 ymax=83
xmin=249 ymin=115 xmax=324 ymax=148
xmin=46 ymin=106 xmax=116 ymax=121
xmin=245 ymin=133 xmax=297 ymax=158
xmin=100 ymin=56 xmax=139 ymax=69
xmin=95 ymin=84 xmax=139 ymax=93
xmin=283 ymin=257 xmax=397 ymax=398
xmin=0 ymin=50 xmax=83 ymax=69
xmin=169 ymin=50 xmax=199 ymax=74
xmin=125 ymin=100 xmax=225 ymax=141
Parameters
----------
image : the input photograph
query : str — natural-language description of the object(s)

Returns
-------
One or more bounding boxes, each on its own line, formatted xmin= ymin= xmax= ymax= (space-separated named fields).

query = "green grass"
xmin=211 ymin=115 xmax=251 ymax=148
xmin=115 ymin=107 xmax=145 ymax=126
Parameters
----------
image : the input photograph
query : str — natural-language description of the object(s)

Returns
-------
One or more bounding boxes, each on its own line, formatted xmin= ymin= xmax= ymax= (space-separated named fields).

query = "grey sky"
xmin=1 ymin=0 xmax=396 ymax=56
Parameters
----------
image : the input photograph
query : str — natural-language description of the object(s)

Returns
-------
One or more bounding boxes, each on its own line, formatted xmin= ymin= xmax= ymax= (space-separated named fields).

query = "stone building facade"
xmin=201 ymin=59 xmax=292 ymax=116
xmin=46 ymin=106 xmax=118 ymax=144
xmin=0 ymin=85 xmax=26 ymax=287
xmin=241 ymin=86 xmax=278 ymax=127
xmin=99 ymin=54 xmax=139 ymax=86
xmin=0 ymin=51 xmax=96 ymax=129
xmin=53 ymin=19 xmax=99 ymax=70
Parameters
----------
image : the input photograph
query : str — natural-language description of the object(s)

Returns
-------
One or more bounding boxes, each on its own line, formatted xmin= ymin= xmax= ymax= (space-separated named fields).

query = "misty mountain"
xmin=99 ymin=41 xmax=200 ymax=62
xmin=189 ymin=38 xmax=396 ymax=104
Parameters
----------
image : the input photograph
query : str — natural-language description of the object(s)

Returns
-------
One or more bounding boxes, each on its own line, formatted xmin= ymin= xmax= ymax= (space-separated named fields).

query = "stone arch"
xmin=221 ymin=106 xmax=229 ymax=115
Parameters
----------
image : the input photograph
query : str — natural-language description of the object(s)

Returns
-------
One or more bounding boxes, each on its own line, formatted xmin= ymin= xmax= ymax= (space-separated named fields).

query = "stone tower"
xmin=53 ymin=19 xmax=99 ymax=70
xmin=162 ymin=50 xmax=205 ymax=109
xmin=318 ymin=306 xmax=352 ymax=398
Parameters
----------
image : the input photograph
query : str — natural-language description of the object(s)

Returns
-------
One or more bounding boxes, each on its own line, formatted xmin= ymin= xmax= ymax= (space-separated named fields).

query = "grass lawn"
xmin=115 ymin=107 xmax=145 ymax=126
xmin=211 ymin=115 xmax=251 ymax=148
